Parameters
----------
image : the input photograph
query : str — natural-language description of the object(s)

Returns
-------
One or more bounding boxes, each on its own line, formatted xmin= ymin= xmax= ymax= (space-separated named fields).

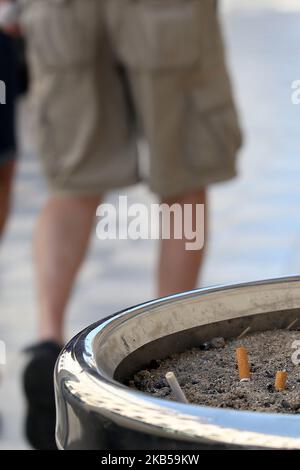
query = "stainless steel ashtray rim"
xmin=55 ymin=277 xmax=300 ymax=450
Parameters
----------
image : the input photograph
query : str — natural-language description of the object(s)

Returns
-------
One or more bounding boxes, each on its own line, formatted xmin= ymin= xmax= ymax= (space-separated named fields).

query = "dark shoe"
xmin=23 ymin=341 xmax=62 ymax=450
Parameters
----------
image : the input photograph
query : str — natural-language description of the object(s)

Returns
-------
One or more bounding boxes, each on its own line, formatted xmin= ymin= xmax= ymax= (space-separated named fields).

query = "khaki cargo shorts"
xmin=20 ymin=0 xmax=242 ymax=197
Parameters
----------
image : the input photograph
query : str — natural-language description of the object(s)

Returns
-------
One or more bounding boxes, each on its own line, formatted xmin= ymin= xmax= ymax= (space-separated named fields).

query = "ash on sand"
xmin=129 ymin=330 xmax=300 ymax=414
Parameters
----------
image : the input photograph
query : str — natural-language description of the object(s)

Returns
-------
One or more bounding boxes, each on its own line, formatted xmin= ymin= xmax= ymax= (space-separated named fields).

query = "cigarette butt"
xmin=275 ymin=371 xmax=287 ymax=391
xmin=165 ymin=372 xmax=188 ymax=404
xmin=238 ymin=326 xmax=251 ymax=340
xmin=236 ymin=347 xmax=251 ymax=381
xmin=286 ymin=319 xmax=298 ymax=330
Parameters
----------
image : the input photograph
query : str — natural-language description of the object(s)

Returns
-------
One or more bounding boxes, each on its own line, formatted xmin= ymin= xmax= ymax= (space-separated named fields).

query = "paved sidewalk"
xmin=1 ymin=0 xmax=300 ymax=449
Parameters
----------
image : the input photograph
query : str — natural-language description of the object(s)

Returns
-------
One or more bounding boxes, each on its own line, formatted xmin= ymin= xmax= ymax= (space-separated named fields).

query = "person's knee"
xmin=0 ymin=161 xmax=15 ymax=234
xmin=0 ymin=160 xmax=15 ymax=188
xmin=0 ymin=160 xmax=15 ymax=211
xmin=161 ymin=188 xmax=206 ymax=205
xmin=45 ymin=194 xmax=102 ymax=216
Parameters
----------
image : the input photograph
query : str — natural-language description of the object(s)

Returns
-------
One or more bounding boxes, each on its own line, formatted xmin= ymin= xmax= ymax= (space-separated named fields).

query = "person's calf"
xmin=158 ymin=189 xmax=207 ymax=297
xmin=34 ymin=194 xmax=102 ymax=344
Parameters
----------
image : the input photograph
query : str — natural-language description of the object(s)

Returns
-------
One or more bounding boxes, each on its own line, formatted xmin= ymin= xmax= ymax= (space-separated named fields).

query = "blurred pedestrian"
xmin=3 ymin=0 xmax=242 ymax=450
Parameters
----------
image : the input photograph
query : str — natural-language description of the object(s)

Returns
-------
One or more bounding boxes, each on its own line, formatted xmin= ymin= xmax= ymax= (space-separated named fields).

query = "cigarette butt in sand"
xmin=165 ymin=372 xmax=188 ymax=404
xmin=286 ymin=319 xmax=298 ymax=330
xmin=237 ymin=326 xmax=251 ymax=340
xmin=275 ymin=371 xmax=287 ymax=391
xmin=236 ymin=347 xmax=251 ymax=382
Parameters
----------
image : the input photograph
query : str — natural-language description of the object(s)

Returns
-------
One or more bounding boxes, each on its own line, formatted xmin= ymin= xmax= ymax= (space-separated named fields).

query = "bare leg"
xmin=34 ymin=195 xmax=101 ymax=344
xmin=158 ymin=189 xmax=207 ymax=297
xmin=0 ymin=159 xmax=15 ymax=237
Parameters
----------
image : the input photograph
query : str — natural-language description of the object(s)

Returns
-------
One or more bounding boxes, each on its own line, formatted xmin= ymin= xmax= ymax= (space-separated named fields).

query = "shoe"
xmin=23 ymin=341 xmax=62 ymax=450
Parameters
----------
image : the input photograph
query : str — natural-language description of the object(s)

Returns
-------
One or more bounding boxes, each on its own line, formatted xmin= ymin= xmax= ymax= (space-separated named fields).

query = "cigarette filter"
xmin=275 ymin=371 xmax=287 ymax=391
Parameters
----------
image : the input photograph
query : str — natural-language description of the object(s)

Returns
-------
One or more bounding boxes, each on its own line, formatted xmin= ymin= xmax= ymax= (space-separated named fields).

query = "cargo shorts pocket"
xmin=20 ymin=0 xmax=99 ymax=69
xmin=185 ymin=92 xmax=243 ymax=173
xmin=107 ymin=0 xmax=207 ymax=69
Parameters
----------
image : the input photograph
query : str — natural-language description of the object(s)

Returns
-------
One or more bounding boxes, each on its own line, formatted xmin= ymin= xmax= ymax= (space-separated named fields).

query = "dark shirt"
xmin=0 ymin=31 xmax=17 ymax=160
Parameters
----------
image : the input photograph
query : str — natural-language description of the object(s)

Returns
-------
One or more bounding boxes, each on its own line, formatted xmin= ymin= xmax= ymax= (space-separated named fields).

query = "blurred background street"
xmin=1 ymin=0 xmax=300 ymax=449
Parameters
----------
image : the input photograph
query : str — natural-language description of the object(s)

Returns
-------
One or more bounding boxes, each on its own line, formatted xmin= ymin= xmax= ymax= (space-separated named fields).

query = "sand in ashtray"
xmin=129 ymin=330 xmax=300 ymax=413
